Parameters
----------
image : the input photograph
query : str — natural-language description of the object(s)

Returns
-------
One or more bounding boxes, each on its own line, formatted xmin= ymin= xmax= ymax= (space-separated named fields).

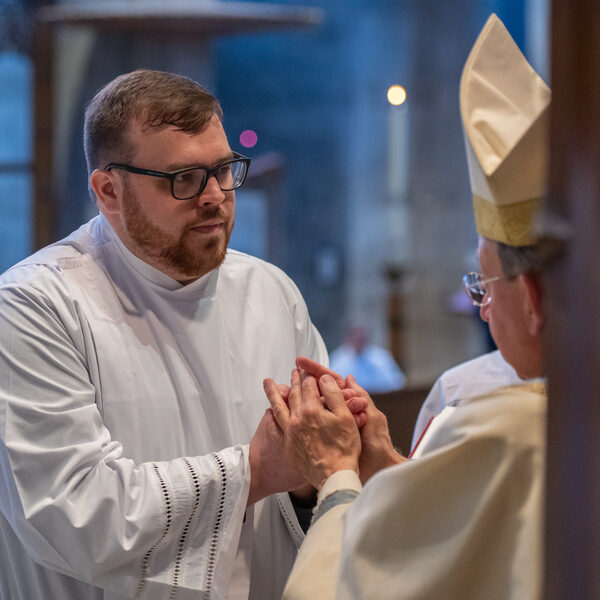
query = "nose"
xmin=197 ymin=174 xmax=226 ymax=207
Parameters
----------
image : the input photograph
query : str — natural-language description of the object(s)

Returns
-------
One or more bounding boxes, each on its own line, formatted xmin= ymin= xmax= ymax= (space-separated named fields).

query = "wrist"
xmin=317 ymin=470 xmax=362 ymax=506
xmin=316 ymin=460 xmax=359 ymax=491
xmin=247 ymin=441 xmax=270 ymax=506
xmin=387 ymin=447 xmax=407 ymax=467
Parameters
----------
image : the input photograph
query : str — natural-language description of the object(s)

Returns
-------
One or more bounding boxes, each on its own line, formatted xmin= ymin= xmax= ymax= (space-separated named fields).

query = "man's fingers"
xmin=345 ymin=374 xmax=375 ymax=410
xmin=296 ymin=356 xmax=346 ymax=388
xmin=300 ymin=370 xmax=325 ymax=412
xmin=319 ymin=374 xmax=350 ymax=415
xmin=277 ymin=384 xmax=290 ymax=402
xmin=264 ymin=408 xmax=284 ymax=441
xmin=352 ymin=411 xmax=367 ymax=428
xmin=287 ymin=369 xmax=302 ymax=416
xmin=341 ymin=388 xmax=358 ymax=401
xmin=263 ymin=378 xmax=290 ymax=429
xmin=346 ymin=395 xmax=368 ymax=414
xmin=345 ymin=374 xmax=367 ymax=395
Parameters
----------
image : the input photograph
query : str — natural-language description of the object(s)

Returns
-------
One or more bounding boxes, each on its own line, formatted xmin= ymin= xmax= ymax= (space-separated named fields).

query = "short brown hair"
xmin=84 ymin=69 xmax=223 ymax=177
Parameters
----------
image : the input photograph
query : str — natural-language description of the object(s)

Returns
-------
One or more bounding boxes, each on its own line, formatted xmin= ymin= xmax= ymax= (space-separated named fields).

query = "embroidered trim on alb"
xmin=276 ymin=493 xmax=305 ymax=546
xmin=312 ymin=489 xmax=359 ymax=524
xmin=201 ymin=452 xmax=227 ymax=599
xmin=168 ymin=458 xmax=202 ymax=599
xmin=136 ymin=463 xmax=174 ymax=598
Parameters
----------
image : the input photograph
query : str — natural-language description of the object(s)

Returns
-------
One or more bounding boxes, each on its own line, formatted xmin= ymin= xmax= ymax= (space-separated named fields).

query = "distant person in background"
xmin=329 ymin=324 xmax=406 ymax=393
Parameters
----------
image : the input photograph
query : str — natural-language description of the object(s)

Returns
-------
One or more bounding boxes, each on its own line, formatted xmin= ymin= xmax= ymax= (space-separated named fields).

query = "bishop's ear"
xmin=520 ymin=272 xmax=544 ymax=336
xmin=89 ymin=169 xmax=122 ymax=216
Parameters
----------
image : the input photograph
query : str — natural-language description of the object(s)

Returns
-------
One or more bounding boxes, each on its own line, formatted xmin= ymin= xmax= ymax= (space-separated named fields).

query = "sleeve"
xmin=290 ymin=280 xmax=328 ymax=368
xmin=282 ymin=472 xmax=361 ymax=599
xmin=282 ymin=504 xmax=349 ymax=600
xmin=0 ymin=275 xmax=249 ymax=598
xmin=263 ymin=261 xmax=329 ymax=368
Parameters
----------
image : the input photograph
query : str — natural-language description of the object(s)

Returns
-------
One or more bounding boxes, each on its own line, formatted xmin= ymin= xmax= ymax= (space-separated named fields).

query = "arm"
xmin=281 ymin=385 xmax=546 ymax=600
xmin=0 ymin=276 xmax=265 ymax=596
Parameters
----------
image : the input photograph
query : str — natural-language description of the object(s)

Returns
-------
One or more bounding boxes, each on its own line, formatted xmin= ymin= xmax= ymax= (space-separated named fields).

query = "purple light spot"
xmin=239 ymin=129 xmax=258 ymax=148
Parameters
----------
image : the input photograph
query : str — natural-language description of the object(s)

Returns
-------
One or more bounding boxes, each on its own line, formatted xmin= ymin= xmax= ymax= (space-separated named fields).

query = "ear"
xmin=520 ymin=273 xmax=544 ymax=336
xmin=89 ymin=169 xmax=122 ymax=216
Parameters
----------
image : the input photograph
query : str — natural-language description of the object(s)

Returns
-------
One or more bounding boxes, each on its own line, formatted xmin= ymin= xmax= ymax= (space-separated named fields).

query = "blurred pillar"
xmin=385 ymin=263 xmax=404 ymax=368
xmin=32 ymin=20 xmax=55 ymax=250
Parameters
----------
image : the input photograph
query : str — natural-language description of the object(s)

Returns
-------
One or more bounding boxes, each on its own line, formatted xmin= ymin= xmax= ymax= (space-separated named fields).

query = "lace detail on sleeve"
xmin=202 ymin=452 xmax=227 ymax=598
xmin=136 ymin=463 xmax=174 ymax=598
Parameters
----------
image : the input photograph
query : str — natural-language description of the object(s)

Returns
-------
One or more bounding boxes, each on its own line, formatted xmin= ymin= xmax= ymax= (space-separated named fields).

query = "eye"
xmin=174 ymin=171 xmax=195 ymax=184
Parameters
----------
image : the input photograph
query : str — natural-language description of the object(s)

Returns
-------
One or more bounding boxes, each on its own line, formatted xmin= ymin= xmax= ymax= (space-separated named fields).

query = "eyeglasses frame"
xmin=104 ymin=152 xmax=251 ymax=200
xmin=462 ymin=271 xmax=507 ymax=306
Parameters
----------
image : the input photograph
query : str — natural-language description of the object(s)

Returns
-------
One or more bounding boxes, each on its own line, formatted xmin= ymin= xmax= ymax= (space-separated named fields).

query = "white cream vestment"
xmin=0 ymin=215 xmax=327 ymax=599
xmin=411 ymin=350 xmax=522 ymax=452
xmin=284 ymin=381 xmax=546 ymax=600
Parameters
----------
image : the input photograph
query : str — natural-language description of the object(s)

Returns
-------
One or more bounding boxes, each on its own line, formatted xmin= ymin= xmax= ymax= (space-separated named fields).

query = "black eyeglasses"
xmin=104 ymin=153 xmax=251 ymax=200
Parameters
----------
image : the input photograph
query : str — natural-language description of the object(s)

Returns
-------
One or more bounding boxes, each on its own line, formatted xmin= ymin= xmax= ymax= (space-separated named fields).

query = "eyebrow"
xmin=164 ymin=152 xmax=235 ymax=172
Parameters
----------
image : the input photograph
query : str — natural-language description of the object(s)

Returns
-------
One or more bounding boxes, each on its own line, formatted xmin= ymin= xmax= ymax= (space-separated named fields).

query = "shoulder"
xmin=451 ymin=380 xmax=547 ymax=448
xmin=434 ymin=350 xmax=521 ymax=402
xmin=467 ymin=380 xmax=546 ymax=417
xmin=2 ymin=217 xmax=106 ymax=282
xmin=442 ymin=350 xmax=515 ymax=380
xmin=0 ymin=217 xmax=107 ymax=306
xmin=222 ymin=249 xmax=303 ymax=296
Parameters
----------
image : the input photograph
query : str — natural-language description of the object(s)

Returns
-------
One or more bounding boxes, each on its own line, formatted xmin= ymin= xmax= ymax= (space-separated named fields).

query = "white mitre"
xmin=460 ymin=13 xmax=551 ymax=247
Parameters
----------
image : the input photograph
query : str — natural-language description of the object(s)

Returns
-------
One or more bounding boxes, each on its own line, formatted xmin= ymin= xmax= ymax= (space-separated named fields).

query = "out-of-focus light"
xmin=387 ymin=85 xmax=407 ymax=106
xmin=239 ymin=129 xmax=258 ymax=148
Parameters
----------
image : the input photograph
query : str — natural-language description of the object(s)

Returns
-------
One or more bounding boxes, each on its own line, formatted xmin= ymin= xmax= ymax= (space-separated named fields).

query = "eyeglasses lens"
xmin=173 ymin=170 xmax=207 ymax=199
xmin=218 ymin=160 xmax=246 ymax=190
xmin=172 ymin=160 xmax=247 ymax=199
xmin=463 ymin=273 xmax=487 ymax=306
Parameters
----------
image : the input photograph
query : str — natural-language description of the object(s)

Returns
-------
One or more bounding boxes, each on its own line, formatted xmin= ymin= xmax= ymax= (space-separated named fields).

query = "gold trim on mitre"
xmin=473 ymin=194 xmax=541 ymax=247
xmin=460 ymin=14 xmax=551 ymax=247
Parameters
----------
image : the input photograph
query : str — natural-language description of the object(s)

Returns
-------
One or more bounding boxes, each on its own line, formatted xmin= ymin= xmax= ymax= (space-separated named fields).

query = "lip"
xmin=190 ymin=221 xmax=225 ymax=234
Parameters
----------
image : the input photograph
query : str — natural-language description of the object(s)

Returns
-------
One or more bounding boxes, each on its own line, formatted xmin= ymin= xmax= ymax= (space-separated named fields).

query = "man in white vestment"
xmin=0 ymin=69 xmax=363 ymax=599
xmin=264 ymin=14 xmax=551 ymax=599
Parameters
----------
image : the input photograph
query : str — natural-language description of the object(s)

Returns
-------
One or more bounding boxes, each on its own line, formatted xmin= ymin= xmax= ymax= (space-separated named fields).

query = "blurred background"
xmin=0 ymin=0 xmax=549 ymax=388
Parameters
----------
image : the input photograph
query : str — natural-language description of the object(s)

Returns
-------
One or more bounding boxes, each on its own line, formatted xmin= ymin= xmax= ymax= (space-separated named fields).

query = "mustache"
xmin=188 ymin=206 xmax=228 ymax=227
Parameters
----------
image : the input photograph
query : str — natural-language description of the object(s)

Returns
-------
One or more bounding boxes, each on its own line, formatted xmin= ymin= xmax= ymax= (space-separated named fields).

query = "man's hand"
xmin=344 ymin=374 xmax=406 ymax=482
xmin=294 ymin=357 xmax=367 ymax=427
xmin=297 ymin=356 xmax=406 ymax=483
xmin=247 ymin=408 xmax=306 ymax=506
xmin=264 ymin=369 xmax=361 ymax=491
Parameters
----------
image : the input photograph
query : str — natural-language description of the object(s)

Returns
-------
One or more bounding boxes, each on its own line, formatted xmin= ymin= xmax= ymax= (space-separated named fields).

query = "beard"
xmin=121 ymin=181 xmax=232 ymax=282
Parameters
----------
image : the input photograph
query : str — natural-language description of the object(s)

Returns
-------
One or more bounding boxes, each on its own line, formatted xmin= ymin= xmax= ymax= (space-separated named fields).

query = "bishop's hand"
xmin=264 ymin=369 xmax=361 ymax=491
xmin=296 ymin=356 xmax=406 ymax=484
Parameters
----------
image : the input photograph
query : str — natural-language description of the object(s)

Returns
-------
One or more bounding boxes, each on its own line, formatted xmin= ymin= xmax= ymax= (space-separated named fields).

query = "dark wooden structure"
xmin=543 ymin=2 xmax=600 ymax=598
xmin=371 ymin=386 xmax=431 ymax=456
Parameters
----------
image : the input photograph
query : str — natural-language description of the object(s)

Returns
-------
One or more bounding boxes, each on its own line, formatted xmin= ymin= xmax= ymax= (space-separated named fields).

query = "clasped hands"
xmin=263 ymin=357 xmax=405 ymax=492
